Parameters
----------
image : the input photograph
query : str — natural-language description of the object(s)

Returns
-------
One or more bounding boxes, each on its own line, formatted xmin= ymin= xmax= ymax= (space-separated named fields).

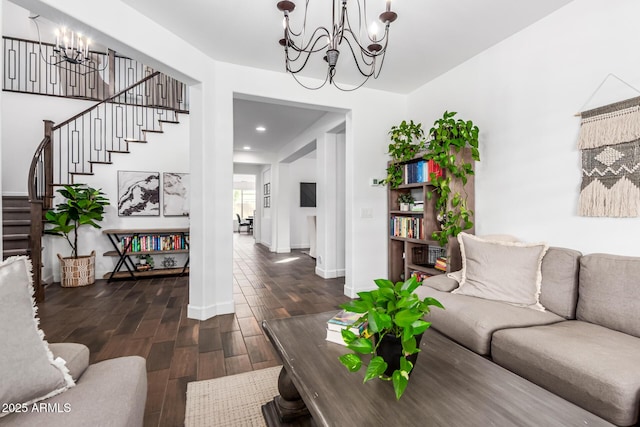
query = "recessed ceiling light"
xmin=256 ymin=126 xmax=266 ymax=132
xmin=243 ymin=146 xmax=251 ymax=150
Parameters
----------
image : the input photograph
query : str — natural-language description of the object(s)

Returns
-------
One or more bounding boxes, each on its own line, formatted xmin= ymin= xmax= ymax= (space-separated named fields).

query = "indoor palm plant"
xmin=45 ymin=184 xmax=110 ymax=287
xmin=424 ymin=111 xmax=480 ymax=246
xmin=338 ymin=277 xmax=444 ymax=399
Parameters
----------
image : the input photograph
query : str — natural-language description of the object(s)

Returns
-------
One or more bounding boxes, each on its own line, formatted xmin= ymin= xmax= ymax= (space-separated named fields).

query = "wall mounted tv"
xmin=300 ymin=182 xmax=316 ymax=207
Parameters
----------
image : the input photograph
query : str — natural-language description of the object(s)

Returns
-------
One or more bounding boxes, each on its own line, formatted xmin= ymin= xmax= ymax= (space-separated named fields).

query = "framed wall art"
xmin=118 ymin=170 xmax=160 ymax=216
xmin=163 ymin=172 xmax=190 ymax=216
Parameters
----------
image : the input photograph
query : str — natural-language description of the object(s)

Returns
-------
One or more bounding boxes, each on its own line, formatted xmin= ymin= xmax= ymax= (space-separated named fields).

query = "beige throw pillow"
xmin=452 ymin=233 xmax=548 ymax=310
xmin=0 ymin=256 xmax=74 ymax=417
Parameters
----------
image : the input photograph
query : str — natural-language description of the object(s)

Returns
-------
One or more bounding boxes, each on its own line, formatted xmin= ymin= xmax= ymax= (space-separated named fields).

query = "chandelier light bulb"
xmin=369 ymin=22 xmax=379 ymax=41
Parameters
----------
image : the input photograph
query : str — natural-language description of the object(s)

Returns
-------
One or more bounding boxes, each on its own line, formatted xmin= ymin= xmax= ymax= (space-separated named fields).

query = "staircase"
xmin=2 ymin=196 xmax=31 ymax=259
xmin=25 ymin=72 xmax=187 ymax=302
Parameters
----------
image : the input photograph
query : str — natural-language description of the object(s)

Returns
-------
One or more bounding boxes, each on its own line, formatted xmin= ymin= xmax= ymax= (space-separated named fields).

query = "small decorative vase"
xmin=400 ymin=203 xmax=410 ymax=212
xmin=376 ymin=332 xmax=424 ymax=377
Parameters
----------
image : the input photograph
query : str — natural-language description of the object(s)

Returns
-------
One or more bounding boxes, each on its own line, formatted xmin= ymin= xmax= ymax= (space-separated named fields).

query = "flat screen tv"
xmin=300 ymin=182 xmax=316 ymax=207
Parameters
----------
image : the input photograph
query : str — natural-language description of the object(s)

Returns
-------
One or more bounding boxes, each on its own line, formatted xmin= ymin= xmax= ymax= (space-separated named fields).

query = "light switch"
xmin=361 ymin=207 xmax=373 ymax=218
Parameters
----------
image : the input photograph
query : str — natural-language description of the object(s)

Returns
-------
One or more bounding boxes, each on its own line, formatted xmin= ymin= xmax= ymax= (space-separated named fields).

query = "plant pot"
xmin=58 ymin=251 xmax=96 ymax=288
xmin=400 ymin=203 xmax=410 ymax=212
xmin=376 ymin=332 xmax=424 ymax=377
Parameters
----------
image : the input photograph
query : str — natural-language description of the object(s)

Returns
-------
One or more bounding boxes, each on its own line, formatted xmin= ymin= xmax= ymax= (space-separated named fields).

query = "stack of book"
xmin=326 ymin=310 xmax=368 ymax=346
xmin=435 ymin=256 xmax=448 ymax=272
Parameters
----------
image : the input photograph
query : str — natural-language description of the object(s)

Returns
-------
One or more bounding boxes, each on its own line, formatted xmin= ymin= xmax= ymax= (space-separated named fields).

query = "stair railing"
xmin=27 ymin=70 xmax=187 ymax=301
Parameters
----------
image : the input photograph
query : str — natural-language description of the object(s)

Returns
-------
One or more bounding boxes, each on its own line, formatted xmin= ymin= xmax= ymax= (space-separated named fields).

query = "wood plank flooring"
xmin=37 ymin=234 xmax=349 ymax=427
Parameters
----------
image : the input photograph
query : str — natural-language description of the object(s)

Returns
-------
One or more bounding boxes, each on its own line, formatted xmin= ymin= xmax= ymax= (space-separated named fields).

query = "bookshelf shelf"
xmin=102 ymin=228 xmax=189 ymax=281
xmin=387 ymin=150 xmax=475 ymax=282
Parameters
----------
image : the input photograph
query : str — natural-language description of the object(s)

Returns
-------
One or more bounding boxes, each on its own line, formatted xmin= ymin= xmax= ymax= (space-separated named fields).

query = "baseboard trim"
xmin=2 ymin=192 xmax=28 ymax=197
xmin=290 ymin=243 xmax=310 ymax=249
xmin=315 ymin=267 xmax=345 ymax=279
xmin=187 ymin=300 xmax=234 ymax=320
xmin=276 ymin=247 xmax=291 ymax=253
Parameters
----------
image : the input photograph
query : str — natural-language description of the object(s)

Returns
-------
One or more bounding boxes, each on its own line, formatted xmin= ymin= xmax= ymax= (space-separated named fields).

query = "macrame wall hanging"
xmin=576 ymin=75 xmax=640 ymax=217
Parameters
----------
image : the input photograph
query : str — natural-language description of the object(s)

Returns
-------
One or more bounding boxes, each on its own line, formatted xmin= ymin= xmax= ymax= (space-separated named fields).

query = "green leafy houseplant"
xmin=338 ymin=277 xmax=444 ymax=400
xmin=424 ymin=111 xmax=480 ymax=247
xmin=382 ymin=120 xmax=426 ymax=188
xmin=397 ymin=193 xmax=414 ymax=205
xmin=45 ymin=184 xmax=110 ymax=258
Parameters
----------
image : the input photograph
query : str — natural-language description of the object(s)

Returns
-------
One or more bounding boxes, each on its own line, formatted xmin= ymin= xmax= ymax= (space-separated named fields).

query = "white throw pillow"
xmin=452 ymin=233 xmax=549 ymax=310
xmin=0 ymin=256 xmax=74 ymax=417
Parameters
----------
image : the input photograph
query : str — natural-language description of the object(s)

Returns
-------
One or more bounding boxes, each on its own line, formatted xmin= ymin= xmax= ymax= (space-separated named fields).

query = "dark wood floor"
xmin=37 ymin=233 xmax=350 ymax=427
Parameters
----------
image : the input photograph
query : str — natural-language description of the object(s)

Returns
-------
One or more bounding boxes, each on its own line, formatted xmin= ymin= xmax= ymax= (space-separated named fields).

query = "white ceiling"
xmin=119 ymin=0 xmax=574 ymax=155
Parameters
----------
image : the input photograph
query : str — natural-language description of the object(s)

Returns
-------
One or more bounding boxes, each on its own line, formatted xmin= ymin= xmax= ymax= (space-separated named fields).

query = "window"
xmin=233 ymin=189 xmax=256 ymax=219
xmin=233 ymin=174 xmax=256 ymax=219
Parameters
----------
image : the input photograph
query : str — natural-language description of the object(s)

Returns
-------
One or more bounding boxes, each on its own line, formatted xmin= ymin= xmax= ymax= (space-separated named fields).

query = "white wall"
xmin=288 ymin=156 xmax=317 ymax=249
xmin=43 ymin=116 xmax=190 ymax=282
xmin=407 ymin=0 xmax=640 ymax=257
xmin=1 ymin=92 xmax=95 ymax=194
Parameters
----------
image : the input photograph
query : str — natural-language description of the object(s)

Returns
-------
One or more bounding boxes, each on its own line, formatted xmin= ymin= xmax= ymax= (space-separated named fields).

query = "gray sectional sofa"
xmin=0 ymin=343 xmax=147 ymax=427
xmin=416 ymin=248 xmax=640 ymax=426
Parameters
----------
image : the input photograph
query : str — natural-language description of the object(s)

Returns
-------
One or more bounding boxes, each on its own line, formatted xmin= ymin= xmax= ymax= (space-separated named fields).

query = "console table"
xmin=102 ymin=228 xmax=189 ymax=281
xmin=261 ymin=312 xmax=612 ymax=427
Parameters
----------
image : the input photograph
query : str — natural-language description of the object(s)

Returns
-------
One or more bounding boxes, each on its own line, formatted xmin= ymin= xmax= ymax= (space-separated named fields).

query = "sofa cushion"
xmin=0 ymin=356 xmax=147 ymax=427
xmin=415 ymin=286 xmax=564 ymax=355
xmin=492 ymin=321 xmax=640 ymax=426
xmin=539 ymin=247 xmax=582 ymax=319
xmin=49 ymin=344 xmax=90 ymax=382
xmin=0 ymin=257 xmax=74 ymax=418
xmin=452 ymin=233 xmax=549 ymax=310
xmin=577 ymin=253 xmax=640 ymax=338
xmin=422 ymin=274 xmax=459 ymax=292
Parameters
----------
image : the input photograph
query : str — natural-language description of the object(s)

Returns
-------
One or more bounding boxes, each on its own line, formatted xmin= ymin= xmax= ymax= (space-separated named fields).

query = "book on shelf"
xmin=434 ymin=256 xmax=448 ymax=272
xmin=405 ymin=160 xmax=428 ymax=184
xmin=390 ymin=216 xmax=425 ymax=240
xmin=410 ymin=270 xmax=433 ymax=283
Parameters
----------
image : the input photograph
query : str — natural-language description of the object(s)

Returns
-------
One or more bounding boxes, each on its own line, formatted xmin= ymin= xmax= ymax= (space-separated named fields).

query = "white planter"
xmin=400 ymin=203 xmax=410 ymax=212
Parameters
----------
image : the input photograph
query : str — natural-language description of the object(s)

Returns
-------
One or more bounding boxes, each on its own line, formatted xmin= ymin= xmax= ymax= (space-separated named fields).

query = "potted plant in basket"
xmin=338 ymin=276 xmax=444 ymax=400
xmin=45 ymin=184 xmax=110 ymax=287
xmin=397 ymin=193 xmax=414 ymax=212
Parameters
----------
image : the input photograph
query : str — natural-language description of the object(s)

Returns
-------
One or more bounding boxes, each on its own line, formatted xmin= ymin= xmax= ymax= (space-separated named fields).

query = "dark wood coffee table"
xmin=262 ymin=311 xmax=613 ymax=427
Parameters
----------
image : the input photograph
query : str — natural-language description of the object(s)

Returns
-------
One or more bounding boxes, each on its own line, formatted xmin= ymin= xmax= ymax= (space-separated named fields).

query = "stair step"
xmin=158 ymin=120 xmax=180 ymax=124
xmin=2 ymin=196 xmax=30 ymax=208
xmin=3 ymin=219 xmax=30 ymax=226
xmin=3 ymin=234 xmax=29 ymax=240
xmin=124 ymin=139 xmax=147 ymax=143
xmin=70 ymin=172 xmax=94 ymax=176
xmin=3 ymin=248 xmax=30 ymax=258
xmin=89 ymin=161 xmax=113 ymax=165
xmin=107 ymin=150 xmax=130 ymax=154
xmin=142 ymin=129 xmax=163 ymax=134
xmin=3 ymin=206 xmax=30 ymax=212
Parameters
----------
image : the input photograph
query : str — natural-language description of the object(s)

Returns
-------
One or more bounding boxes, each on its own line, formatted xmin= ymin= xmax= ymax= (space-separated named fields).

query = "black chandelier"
xmin=276 ymin=0 xmax=398 ymax=91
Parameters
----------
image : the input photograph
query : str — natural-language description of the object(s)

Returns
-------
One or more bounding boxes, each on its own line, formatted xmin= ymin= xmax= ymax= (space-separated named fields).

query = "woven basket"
xmin=58 ymin=251 xmax=96 ymax=287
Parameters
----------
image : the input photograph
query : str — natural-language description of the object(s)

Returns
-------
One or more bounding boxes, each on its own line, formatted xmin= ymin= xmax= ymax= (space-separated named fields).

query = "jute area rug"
xmin=185 ymin=366 xmax=281 ymax=427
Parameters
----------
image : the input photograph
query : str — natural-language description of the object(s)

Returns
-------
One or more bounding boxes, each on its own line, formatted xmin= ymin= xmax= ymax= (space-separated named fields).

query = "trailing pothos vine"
xmin=382 ymin=120 xmax=426 ymax=188
xmin=424 ymin=111 xmax=480 ymax=246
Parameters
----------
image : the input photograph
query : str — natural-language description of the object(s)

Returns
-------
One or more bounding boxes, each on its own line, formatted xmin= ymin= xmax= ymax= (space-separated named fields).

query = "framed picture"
xmin=264 ymin=183 xmax=270 ymax=195
xmin=163 ymin=172 xmax=190 ymax=216
xmin=264 ymin=196 xmax=270 ymax=208
xmin=118 ymin=170 xmax=160 ymax=216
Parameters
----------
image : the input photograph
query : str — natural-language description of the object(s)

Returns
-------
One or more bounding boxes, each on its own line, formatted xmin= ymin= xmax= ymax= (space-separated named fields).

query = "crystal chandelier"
xmin=276 ymin=0 xmax=398 ymax=91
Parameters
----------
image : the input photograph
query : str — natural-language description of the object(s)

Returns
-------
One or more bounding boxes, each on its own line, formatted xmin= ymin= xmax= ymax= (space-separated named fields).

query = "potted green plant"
xmin=424 ymin=111 xmax=480 ymax=247
xmin=45 ymin=184 xmax=110 ymax=287
xmin=338 ymin=276 xmax=444 ymax=400
xmin=382 ymin=120 xmax=426 ymax=188
xmin=397 ymin=193 xmax=414 ymax=212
